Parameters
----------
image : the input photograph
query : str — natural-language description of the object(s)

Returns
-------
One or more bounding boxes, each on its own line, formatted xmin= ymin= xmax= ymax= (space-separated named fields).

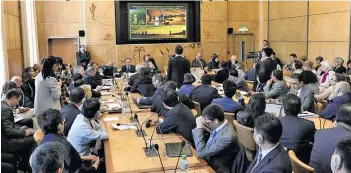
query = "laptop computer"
xmin=265 ymin=103 xmax=283 ymax=117
xmin=165 ymin=142 xmax=193 ymax=157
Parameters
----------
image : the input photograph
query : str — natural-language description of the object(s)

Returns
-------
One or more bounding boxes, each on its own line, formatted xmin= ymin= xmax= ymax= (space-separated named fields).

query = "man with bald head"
xmin=191 ymin=52 xmax=206 ymax=69
xmin=32 ymin=63 xmax=42 ymax=77
xmin=225 ymin=55 xmax=239 ymax=70
xmin=321 ymin=81 xmax=351 ymax=120
xmin=11 ymin=76 xmax=33 ymax=108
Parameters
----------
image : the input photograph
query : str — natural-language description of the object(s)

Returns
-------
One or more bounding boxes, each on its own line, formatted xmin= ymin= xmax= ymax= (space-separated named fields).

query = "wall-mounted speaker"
xmin=227 ymin=28 xmax=233 ymax=34
xmin=79 ymin=30 xmax=85 ymax=37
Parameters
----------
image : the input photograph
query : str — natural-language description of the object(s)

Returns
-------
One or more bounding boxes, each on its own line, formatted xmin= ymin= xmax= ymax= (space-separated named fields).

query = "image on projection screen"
xmin=128 ymin=4 xmax=187 ymax=40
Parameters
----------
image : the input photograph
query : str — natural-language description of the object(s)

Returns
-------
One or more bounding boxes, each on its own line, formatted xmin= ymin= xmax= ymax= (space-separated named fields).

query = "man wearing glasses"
xmin=287 ymin=73 xmax=315 ymax=113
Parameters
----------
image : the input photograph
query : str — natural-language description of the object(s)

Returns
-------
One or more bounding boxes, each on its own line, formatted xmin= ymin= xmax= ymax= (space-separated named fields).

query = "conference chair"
xmin=306 ymin=116 xmax=334 ymax=130
xmin=191 ymin=109 xmax=198 ymax=117
xmin=246 ymin=81 xmax=254 ymax=91
xmin=233 ymin=120 xmax=256 ymax=161
xmin=288 ymin=150 xmax=316 ymax=173
xmin=316 ymin=100 xmax=328 ymax=114
xmin=224 ymin=112 xmax=235 ymax=127
xmin=33 ymin=129 xmax=44 ymax=145
xmin=193 ymin=101 xmax=201 ymax=116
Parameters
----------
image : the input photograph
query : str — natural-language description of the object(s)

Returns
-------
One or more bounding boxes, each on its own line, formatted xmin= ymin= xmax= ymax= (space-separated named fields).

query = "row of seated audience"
xmin=2 ymin=44 xmax=351 ymax=173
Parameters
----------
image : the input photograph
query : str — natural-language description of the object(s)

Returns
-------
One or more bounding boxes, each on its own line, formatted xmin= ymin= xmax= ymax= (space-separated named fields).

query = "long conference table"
xmin=100 ymin=80 xmax=214 ymax=173
xmin=100 ymin=76 xmax=333 ymax=173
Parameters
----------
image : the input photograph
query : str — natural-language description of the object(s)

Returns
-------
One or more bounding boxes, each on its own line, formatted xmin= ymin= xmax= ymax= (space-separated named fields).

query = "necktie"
xmin=127 ymin=66 xmax=129 ymax=72
xmin=208 ymin=131 xmax=218 ymax=144
xmin=250 ymin=152 xmax=263 ymax=173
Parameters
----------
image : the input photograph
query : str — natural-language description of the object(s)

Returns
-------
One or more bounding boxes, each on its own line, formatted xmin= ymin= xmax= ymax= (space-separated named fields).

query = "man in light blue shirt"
xmin=67 ymin=98 xmax=108 ymax=156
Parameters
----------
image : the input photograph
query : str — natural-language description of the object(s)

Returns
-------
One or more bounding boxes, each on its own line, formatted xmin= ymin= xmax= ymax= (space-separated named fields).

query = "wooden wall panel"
xmin=270 ymin=42 xmax=307 ymax=64
xmin=55 ymin=1 xmax=69 ymax=23
xmin=69 ymin=1 xmax=83 ymax=23
xmin=269 ymin=1 xmax=307 ymax=19
xmin=309 ymin=1 xmax=350 ymax=15
xmin=269 ymin=16 xmax=307 ymax=41
xmin=48 ymin=39 xmax=78 ymax=66
xmin=41 ymin=1 xmax=55 ymax=23
xmin=86 ymin=23 xmax=101 ymax=46
xmin=4 ymin=1 xmax=23 ymax=78
xmin=308 ymin=42 xmax=349 ymax=63
xmin=55 ymin=23 xmax=70 ymax=37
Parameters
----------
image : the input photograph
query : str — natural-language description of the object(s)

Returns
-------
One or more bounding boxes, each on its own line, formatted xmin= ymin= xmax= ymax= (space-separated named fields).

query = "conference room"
xmin=1 ymin=1 xmax=351 ymax=173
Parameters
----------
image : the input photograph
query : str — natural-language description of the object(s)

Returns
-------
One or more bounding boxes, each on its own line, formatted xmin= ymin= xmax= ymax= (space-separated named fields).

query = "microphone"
xmin=130 ymin=108 xmax=151 ymax=123
xmin=125 ymin=92 xmax=133 ymax=121
xmin=139 ymin=111 xmax=160 ymax=157
xmin=154 ymin=144 xmax=165 ymax=173
xmin=138 ymin=110 xmax=160 ymax=137
xmin=147 ymin=113 xmax=162 ymax=151
xmin=174 ymin=141 xmax=186 ymax=173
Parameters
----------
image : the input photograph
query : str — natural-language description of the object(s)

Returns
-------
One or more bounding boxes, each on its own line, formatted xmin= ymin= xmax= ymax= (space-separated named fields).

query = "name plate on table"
xmin=107 ymin=104 xmax=122 ymax=113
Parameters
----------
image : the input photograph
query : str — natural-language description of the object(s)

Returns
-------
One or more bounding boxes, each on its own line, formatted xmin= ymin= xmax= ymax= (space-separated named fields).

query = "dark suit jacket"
xmin=121 ymin=65 xmax=136 ymax=73
xmin=211 ymin=97 xmax=243 ymax=114
xmin=41 ymin=133 xmax=82 ymax=173
xmin=156 ymin=103 xmax=196 ymax=145
xmin=279 ymin=115 xmax=316 ymax=163
xmin=21 ymin=79 xmax=35 ymax=102
xmin=225 ymin=60 xmax=238 ymax=70
xmin=246 ymin=144 xmax=292 ymax=173
xmin=244 ymin=69 xmax=256 ymax=81
xmin=167 ymin=55 xmax=191 ymax=87
xmin=191 ymin=59 xmax=206 ymax=68
xmin=131 ymin=77 xmax=155 ymax=97
xmin=321 ymin=92 xmax=351 ymax=120
xmin=152 ymin=93 xmax=194 ymax=116
xmin=309 ymin=123 xmax=351 ymax=173
xmin=139 ymin=85 xmax=164 ymax=105
xmin=334 ymin=66 xmax=346 ymax=74
xmin=258 ymin=58 xmax=277 ymax=83
xmin=76 ymin=52 xmax=91 ymax=68
xmin=192 ymin=123 xmax=239 ymax=173
xmin=190 ymin=85 xmax=222 ymax=111
xmin=288 ymin=85 xmax=315 ymax=113
xmin=214 ymin=69 xmax=229 ymax=83
xmin=83 ymin=75 xmax=102 ymax=89
xmin=60 ymin=103 xmax=81 ymax=136
xmin=1 ymin=100 xmax=26 ymax=153
xmin=128 ymin=73 xmax=139 ymax=86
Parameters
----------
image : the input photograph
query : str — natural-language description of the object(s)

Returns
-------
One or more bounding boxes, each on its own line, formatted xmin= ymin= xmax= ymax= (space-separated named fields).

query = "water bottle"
xmin=179 ymin=155 xmax=188 ymax=173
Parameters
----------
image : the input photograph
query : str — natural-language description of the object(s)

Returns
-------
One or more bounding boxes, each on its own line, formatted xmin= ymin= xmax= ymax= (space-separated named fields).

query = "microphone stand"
xmin=138 ymin=110 xmax=159 ymax=137
xmin=174 ymin=141 xmax=186 ymax=173
xmin=131 ymin=108 xmax=151 ymax=124
xmin=143 ymin=113 xmax=161 ymax=157
xmin=154 ymin=144 xmax=166 ymax=173
xmin=125 ymin=92 xmax=134 ymax=122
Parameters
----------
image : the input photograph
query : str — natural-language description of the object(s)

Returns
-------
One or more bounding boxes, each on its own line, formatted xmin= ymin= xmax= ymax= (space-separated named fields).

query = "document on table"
xmin=103 ymin=117 xmax=120 ymax=122
xmin=101 ymin=92 xmax=112 ymax=96
xmin=112 ymin=124 xmax=137 ymax=130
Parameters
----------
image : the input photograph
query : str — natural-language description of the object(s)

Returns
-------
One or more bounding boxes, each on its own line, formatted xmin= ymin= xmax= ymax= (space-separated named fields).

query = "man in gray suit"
xmin=263 ymin=70 xmax=289 ymax=99
xmin=287 ymin=73 xmax=315 ymax=113
xmin=192 ymin=104 xmax=239 ymax=173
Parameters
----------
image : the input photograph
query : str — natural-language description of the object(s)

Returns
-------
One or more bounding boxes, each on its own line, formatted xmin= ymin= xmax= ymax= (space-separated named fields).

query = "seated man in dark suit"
xmin=1 ymin=89 xmax=35 ymax=168
xmin=279 ymin=94 xmax=316 ymax=163
xmin=152 ymin=81 xmax=194 ymax=116
xmin=245 ymin=115 xmax=292 ymax=173
xmin=133 ymin=74 xmax=165 ymax=105
xmin=214 ymin=62 xmax=229 ymax=84
xmin=120 ymin=58 xmax=136 ymax=74
xmin=333 ymin=57 xmax=346 ymax=74
xmin=321 ymin=81 xmax=351 ymax=120
xmin=211 ymin=80 xmax=243 ymax=114
xmin=128 ymin=64 xmax=146 ymax=87
xmin=192 ymin=104 xmax=239 ymax=173
xmin=263 ymin=70 xmax=289 ymax=99
xmin=190 ymin=74 xmax=222 ymax=111
xmin=288 ymin=73 xmax=315 ymax=113
xmin=130 ymin=67 xmax=155 ymax=97
xmin=84 ymin=66 xmax=102 ymax=90
xmin=38 ymin=109 xmax=100 ymax=172
xmin=155 ymin=89 xmax=196 ymax=144
xmin=60 ymin=87 xmax=85 ymax=136
xmin=330 ymin=136 xmax=351 ymax=173
xmin=310 ymin=103 xmax=351 ymax=173
xmin=225 ymin=55 xmax=239 ymax=71
xmin=191 ymin=52 xmax=206 ymax=69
